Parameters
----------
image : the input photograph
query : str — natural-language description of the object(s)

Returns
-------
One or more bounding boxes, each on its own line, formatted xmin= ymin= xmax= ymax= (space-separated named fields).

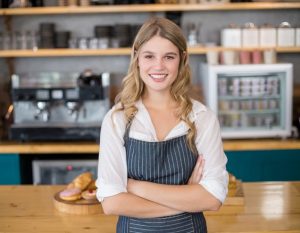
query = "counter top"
xmin=0 ymin=182 xmax=300 ymax=233
xmin=1 ymin=139 xmax=300 ymax=154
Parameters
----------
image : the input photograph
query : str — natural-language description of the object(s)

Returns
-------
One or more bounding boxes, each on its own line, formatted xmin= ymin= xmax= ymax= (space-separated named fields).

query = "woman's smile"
xmin=149 ymin=73 xmax=168 ymax=82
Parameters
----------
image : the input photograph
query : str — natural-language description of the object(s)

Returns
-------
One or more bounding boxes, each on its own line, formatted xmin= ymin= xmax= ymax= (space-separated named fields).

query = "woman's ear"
xmin=182 ymin=51 xmax=189 ymax=65
xmin=182 ymin=51 xmax=187 ymax=60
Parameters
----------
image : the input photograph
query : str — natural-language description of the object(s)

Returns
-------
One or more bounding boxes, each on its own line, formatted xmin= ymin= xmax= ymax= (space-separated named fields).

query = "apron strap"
xmin=123 ymin=113 xmax=136 ymax=144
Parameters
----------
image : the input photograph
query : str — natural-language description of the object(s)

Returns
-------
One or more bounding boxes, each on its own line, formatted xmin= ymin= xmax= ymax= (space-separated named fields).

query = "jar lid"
xmin=243 ymin=22 xmax=257 ymax=29
xmin=279 ymin=22 xmax=292 ymax=28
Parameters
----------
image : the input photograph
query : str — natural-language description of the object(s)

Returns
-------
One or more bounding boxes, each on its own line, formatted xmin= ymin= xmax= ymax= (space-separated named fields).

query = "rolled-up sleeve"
xmin=96 ymin=109 xmax=128 ymax=202
xmin=195 ymin=110 xmax=229 ymax=203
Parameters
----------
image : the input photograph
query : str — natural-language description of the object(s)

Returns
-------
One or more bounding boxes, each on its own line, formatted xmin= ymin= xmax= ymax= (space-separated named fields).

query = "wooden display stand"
xmin=53 ymin=191 xmax=102 ymax=215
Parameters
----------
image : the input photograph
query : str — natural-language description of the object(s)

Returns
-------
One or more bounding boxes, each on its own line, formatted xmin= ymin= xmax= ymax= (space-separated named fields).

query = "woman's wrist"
xmin=127 ymin=179 xmax=145 ymax=197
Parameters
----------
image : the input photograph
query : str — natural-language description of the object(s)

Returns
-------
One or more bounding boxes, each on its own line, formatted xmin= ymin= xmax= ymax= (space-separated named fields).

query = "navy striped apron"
xmin=117 ymin=123 xmax=207 ymax=233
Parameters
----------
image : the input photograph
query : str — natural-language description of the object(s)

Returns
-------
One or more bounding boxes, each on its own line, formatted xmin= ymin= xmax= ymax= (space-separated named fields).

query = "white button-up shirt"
xmin=96 ymin=99 xmax=229 ymax=203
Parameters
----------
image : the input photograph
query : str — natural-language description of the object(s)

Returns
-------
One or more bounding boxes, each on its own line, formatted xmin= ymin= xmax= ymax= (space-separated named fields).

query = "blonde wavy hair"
xmin=115 ymin=17 xmax=197 ymax=154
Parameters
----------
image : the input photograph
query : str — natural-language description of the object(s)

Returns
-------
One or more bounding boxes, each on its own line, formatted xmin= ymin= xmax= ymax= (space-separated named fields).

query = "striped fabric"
xmin=116 ymin=126 xmax=207 ymax=233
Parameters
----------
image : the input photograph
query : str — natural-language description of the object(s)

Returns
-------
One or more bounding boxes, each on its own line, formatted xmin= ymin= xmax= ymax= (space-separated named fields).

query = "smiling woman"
xmin=96 ymin=17 xmax=228 ymax=233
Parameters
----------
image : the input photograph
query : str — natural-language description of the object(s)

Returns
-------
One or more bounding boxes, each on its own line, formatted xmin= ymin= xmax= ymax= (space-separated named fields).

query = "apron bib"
xmin=117 ymin=125 xmax=207 ymax=233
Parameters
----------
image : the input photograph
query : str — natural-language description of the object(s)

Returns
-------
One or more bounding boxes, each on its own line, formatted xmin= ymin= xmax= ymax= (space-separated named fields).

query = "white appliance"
xmin=200 ymin=63 xmax=293 ymax=139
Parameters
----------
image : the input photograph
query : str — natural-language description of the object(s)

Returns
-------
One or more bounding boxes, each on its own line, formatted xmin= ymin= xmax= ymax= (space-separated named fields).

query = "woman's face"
xmin=138 ymin=35 xmax=180 ymax=95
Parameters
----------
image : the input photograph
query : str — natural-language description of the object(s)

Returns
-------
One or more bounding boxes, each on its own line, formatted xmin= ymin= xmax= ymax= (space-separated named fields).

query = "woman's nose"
xmin=153 ymin=58 xmax=164 ymax=69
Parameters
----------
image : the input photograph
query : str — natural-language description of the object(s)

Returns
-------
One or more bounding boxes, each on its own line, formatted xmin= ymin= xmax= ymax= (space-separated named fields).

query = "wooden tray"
xmin=53 ymin=191 xmax=102 ymax=215
xmin=224 ymin=180 xmax=245 ymax=206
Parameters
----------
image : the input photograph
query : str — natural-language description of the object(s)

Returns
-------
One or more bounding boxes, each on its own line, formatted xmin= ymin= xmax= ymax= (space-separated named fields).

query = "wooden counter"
xmin=1 ymin=139 xmax=300 ymax=154
xmin=0 ymin=182 xmax=300 ymax=233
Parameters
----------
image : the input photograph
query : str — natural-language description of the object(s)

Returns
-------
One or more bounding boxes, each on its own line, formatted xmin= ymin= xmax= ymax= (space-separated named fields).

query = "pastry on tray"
xmin=59 ymin=188 xmax=82 ymax=201
xmin=86 ymin=179 xmax=97 ymax=190
xmin=81 ymin=189 xmax=97 ymax=201
xmin=59 ymin=172 xmax=97 ymax=202
xmin=66 ymin=172 xmax=93 ymax=191
xmin=228 ymin=173 xmax=237 ymax=189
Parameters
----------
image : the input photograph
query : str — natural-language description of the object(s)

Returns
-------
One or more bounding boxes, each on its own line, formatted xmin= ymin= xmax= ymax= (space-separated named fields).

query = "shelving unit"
xmin=0 ymin=4 xmax=298 ymax=93
xmin=0 ymin=4 xmax=299 ymax=93
xmin=0 ymin=2 xmax=300 ymax=15
xmin=0 ymin=3 xmax=299 ymax=58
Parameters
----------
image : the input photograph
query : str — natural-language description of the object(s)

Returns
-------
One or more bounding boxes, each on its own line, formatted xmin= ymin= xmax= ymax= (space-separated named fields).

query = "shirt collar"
xmin=135 ymin=98 xmax=207 ymax=122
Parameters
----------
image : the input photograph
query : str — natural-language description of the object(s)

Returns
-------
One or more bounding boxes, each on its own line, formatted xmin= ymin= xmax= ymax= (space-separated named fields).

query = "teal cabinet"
xmin=226 ymin=150 xmax=300 ymax=182
xmin=0 ymin=154 xmax=20 ymax=185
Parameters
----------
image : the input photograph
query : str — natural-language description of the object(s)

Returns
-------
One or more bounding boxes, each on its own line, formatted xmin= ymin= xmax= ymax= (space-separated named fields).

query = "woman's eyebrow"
xmin=141 ymin=51 xmax=178 ymax=56
xmin=165 ymin=52 xmax=178 ymax=56
xmin=141 ymin=51 xmax=154 ymax=54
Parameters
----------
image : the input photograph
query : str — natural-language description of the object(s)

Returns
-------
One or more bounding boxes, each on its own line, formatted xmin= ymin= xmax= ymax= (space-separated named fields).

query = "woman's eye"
xmin=165 ymin=56 xmax=175 ymax=60
xmin=144 ymin=55 xmax=153 ymax=59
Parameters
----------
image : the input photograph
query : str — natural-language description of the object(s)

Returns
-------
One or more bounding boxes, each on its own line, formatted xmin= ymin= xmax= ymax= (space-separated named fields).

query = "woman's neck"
xmin=142 ymin=91 xmax=177 ymax=110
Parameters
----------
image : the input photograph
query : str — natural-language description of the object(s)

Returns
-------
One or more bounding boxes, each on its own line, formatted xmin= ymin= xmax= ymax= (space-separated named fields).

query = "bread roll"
xmin=67 ymin=172 xmax=93 ymax=191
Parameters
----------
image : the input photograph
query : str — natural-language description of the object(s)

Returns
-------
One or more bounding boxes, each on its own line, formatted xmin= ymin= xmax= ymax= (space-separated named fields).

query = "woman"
xmin=96 ymin=17 xmax=228 ymax=233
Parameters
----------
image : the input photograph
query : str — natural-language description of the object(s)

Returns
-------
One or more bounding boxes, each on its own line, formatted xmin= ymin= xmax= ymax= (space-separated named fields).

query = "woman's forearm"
xmin=128 ymin=180 xmax=221 ymax=212
xmin=101 ymin=192 xmax=183 ymax=218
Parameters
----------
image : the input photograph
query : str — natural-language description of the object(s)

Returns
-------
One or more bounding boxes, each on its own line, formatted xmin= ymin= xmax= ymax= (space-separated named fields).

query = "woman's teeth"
xmin=149 ymin=74 xmax=167 ymax=79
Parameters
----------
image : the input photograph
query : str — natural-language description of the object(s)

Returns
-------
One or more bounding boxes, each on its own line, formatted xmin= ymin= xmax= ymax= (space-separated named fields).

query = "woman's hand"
xmin=188 ymin=155 xmax=205 ymax=185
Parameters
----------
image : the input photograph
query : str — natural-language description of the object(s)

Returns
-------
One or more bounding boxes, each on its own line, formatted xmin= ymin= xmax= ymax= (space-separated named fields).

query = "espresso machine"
xmin=9 ymin=70 xmax=110 ymax=141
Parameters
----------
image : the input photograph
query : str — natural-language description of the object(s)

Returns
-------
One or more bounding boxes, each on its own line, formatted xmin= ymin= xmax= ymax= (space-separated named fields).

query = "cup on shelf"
xmin=206 ymin=50 xmax=219 ymax=65
xmin=263 ymin=49 xmax=276 ymax=64
xmin=98 ymin=38 xmax=109 ymax=49
xmin=239 ymin=51 xmax=251 ymax=64
xmin=252 ymin=50 xmax=262 ymax=64
xmin=78 ymin=38 xmax=89 ymax=49
xmin=205 ymin=43 xmax=219 ymax=65
xmin=68 ymin=38 xmax=77 ymax=48
xmin=88 ymin=38 xmax=98 ymax=49
xmin=111 ymin=38 xmax=120 ymax=48
xmin=222 ymin=50 xmax=237 ymax=65
xmin=26 ymin=31 xmax=39 ymax=50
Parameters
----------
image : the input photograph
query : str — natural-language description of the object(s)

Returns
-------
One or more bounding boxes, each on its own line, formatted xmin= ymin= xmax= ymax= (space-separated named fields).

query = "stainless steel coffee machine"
xmin=9 ymin=70 xmax=110 ymax=141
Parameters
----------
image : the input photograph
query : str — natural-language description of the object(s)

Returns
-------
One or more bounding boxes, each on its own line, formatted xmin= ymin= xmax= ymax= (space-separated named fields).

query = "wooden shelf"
xmin=0 ymin=47 xmax=299 ymax=57
xmin=1 ymin=139 xmax=300 ymax=154
xmin=0 ymin=48 xmax=132 ymax=57
xmin=0 ymin=2 xmax=299 ymax=15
